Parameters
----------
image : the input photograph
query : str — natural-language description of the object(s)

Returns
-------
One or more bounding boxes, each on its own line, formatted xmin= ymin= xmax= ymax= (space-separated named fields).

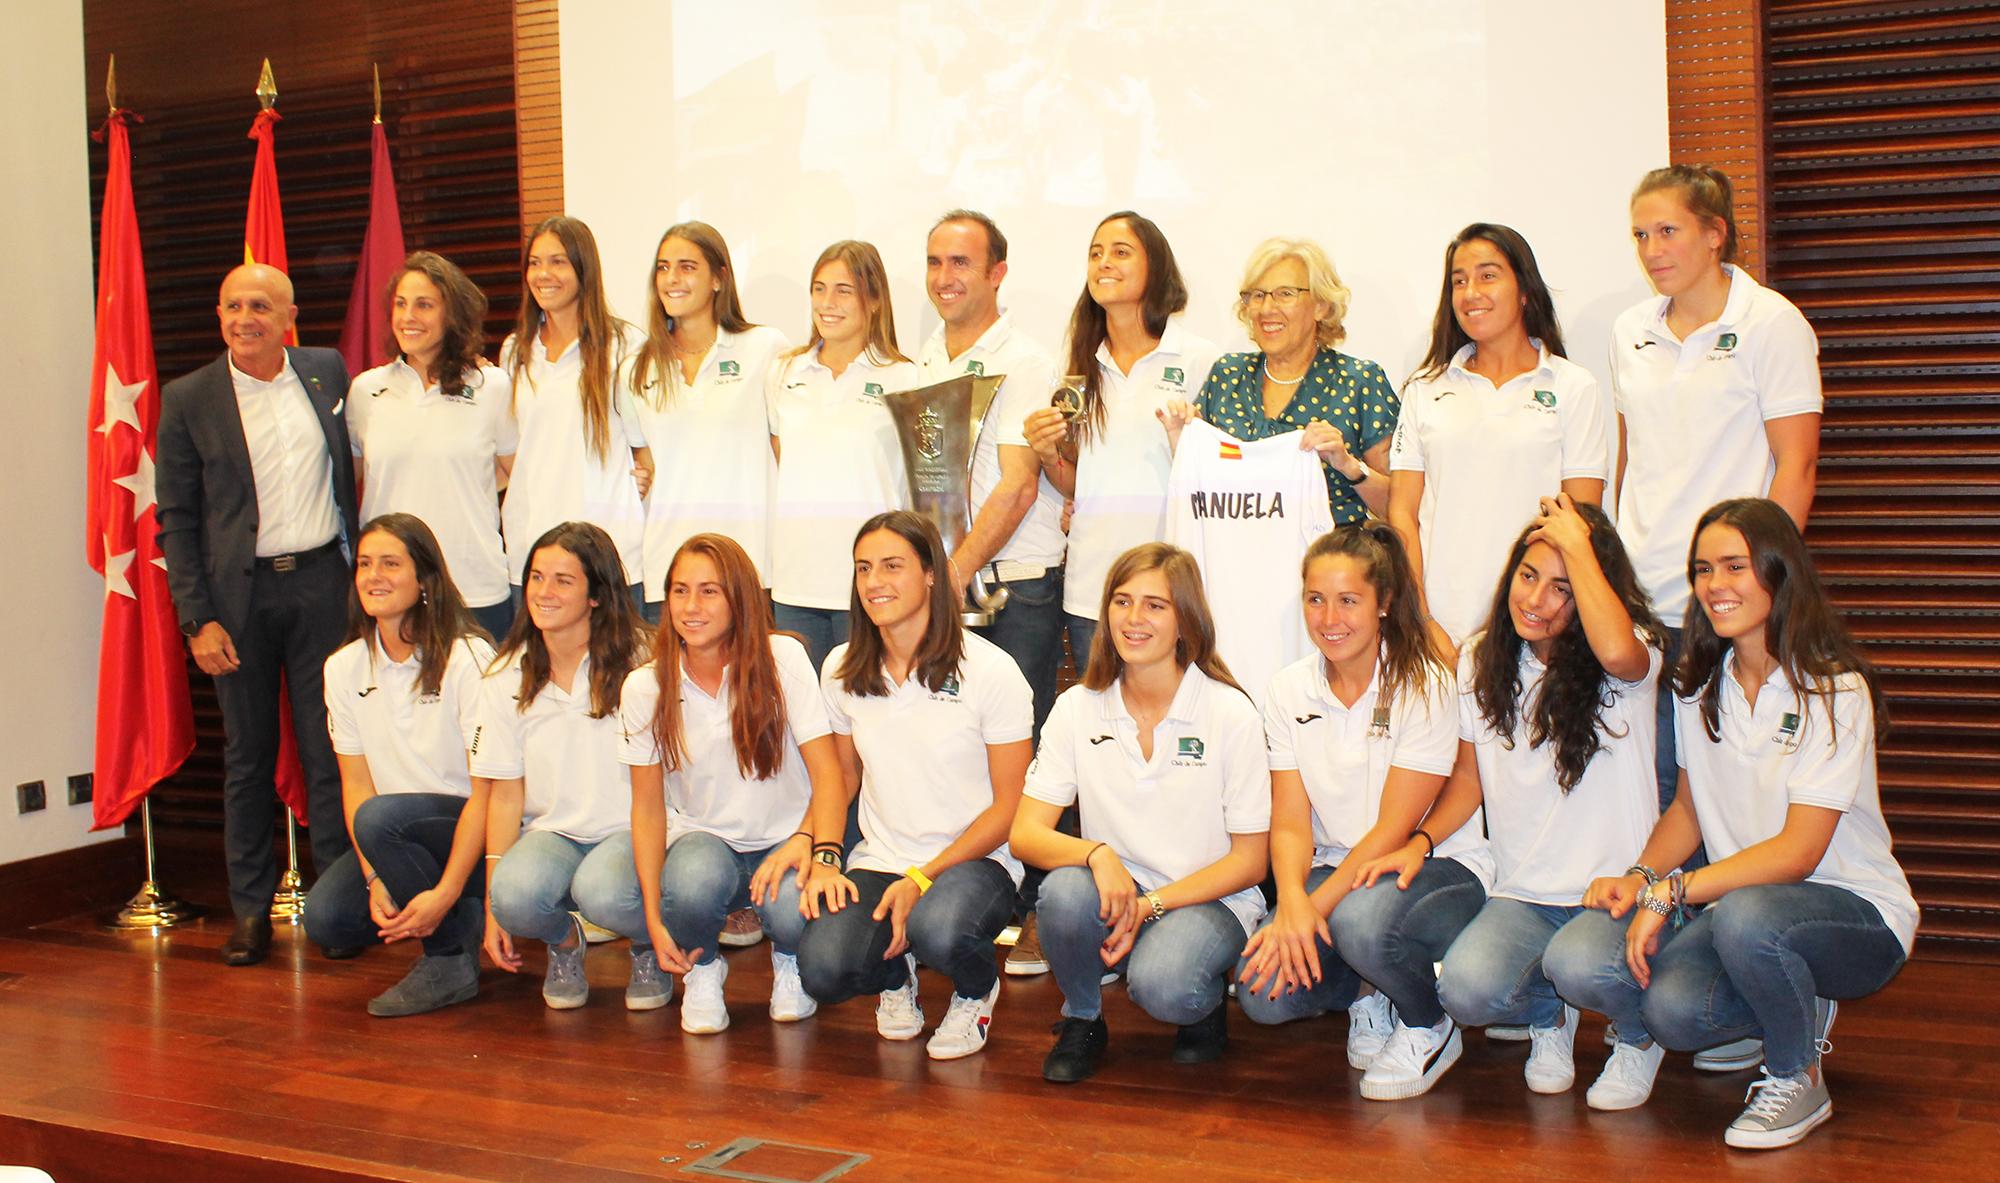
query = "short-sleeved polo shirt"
xmin=324 ymin=632 xmax=495 ymax=797
xmin=469 ymin=650 xmax=633 ymax=844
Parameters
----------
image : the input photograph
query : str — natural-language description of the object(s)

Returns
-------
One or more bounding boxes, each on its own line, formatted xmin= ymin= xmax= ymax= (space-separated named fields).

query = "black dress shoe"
xmin=1171 ymin=1003 xmax=1228 ymax=1064
xmin=222 ymin=913 xmax=272 ymax=967
xmin=1043 ymin=1016 xmax=1108 ymax=1083
xmin=320 ymin=944 xmax=365 ymax=961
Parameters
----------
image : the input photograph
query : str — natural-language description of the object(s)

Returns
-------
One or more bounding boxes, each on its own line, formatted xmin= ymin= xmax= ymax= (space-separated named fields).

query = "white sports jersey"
xmin=1167 ymin=419 xmax=1335 ymax=709
xmin=324 ymin=632 xmax=495 ymax=798
xmin=468 ymin=650 xmax=633 ymax=844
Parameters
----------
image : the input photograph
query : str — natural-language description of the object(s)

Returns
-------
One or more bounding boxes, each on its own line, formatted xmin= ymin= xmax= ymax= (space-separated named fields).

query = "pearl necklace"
xmin=1264 ymin=357 xmax=1308 ymax=386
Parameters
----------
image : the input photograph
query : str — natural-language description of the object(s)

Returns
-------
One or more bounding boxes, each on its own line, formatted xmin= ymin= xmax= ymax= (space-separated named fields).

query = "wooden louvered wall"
xmin=1762 ymin=0 xmax=2000 ymax=961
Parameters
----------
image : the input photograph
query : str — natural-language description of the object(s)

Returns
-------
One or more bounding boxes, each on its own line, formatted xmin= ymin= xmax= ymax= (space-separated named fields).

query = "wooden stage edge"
xmin=2 ymin=895 xmax=1999 ymax=1183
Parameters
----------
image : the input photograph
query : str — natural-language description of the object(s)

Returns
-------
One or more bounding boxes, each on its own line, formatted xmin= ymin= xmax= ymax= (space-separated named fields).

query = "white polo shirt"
xmin=768 ymin=346 xmax=920 ymax=610
xmin=1025 ymin=665 xmax=1270 ymax=934
xmin=468 ymin=650 xmax=634 ymax=844
xmin=324 ymin=631 xmax=494 ymax=797
xmin=616 ymin=634 xmax=831 ymax=853
xmin=1263 ymin=650 xmax=1492 ymax=886
xmin=229 ymin=356 xmax=341 ymax=557
xmin=348 ymin=359 xmax=518 ymax=607
xmin=1389 ymin=343 xmax=1610 ymax=642
xmin=1459 ymin=636 xmax=1661 ymax=906
xmin=498 ymin=327 xmax=648 ymax=588
xmin=917 ymin=312 xmax=1066 ymax=574
xmin=822 ymin=631 xmax=1034 ymax=884
xmin=1167 ymin=420 xmax=1335 ymax=709
xmin=1611 ymin=266 xmax=1822 ymax=625
xmin=1064 ymin=318 xmax=1221 ymax=618
xmin=625 ymin=326 xmax=790 ymax=598
xmin=1676 ymin=659 xmax=1918 ymax=954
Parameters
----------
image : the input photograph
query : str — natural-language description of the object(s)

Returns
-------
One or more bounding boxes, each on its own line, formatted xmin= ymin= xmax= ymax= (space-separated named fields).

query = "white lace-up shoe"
xmin=926 ymin=978 xmax=1000 ymax=1060
xmin=1345 ymin=991 xmax=1395 ymax=1070
xmin=1524 ymin=1005 xmax=1578 ymax=1094
xmin=1359 ymin=1016 xmax=1461 ymax=1101
xmin=680 ymin=956 xmax=730 ymax=1034
xmin=768 ymin=949 xmax=816 ymax=1022
xmin=1586 ymin=1039 xmax=1665 ymax=1110
xmin=876 ymin=953 xmax=925 ymax=1040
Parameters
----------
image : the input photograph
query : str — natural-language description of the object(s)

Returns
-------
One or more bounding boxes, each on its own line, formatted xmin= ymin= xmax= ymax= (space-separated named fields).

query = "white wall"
xmin=0 ymin=0 xmax=120 ymax=864
xmin=559 ymin=0 xmax=1667 ymax=386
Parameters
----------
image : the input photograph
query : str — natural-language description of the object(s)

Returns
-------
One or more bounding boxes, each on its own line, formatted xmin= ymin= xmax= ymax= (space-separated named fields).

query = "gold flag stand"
xmin=102 ymin=800 xmax=205 ymax=929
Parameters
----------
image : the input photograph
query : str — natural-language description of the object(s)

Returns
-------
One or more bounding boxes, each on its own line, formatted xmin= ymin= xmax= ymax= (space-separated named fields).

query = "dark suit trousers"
xmin=211 ymin=544 xmax=352 ymax=917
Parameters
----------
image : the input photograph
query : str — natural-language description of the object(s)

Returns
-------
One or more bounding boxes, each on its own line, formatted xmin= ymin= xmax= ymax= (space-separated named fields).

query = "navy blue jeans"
xmin=302 ymin=791 xmax=482 ymax=957
xmin=1329 ymin=857 xmax=1485 ymax=1028
xmin=796 ymin=861 xmax=1017 ymax=1004
xmin=772 ymin=602 xmax=851 ymax=675
xmin=972 ymin=568 xmax=1064 ymax=740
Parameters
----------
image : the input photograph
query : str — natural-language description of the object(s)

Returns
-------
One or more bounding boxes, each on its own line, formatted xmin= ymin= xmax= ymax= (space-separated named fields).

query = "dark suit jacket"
xmin=156 ymin=346 xmax=360 ymax=639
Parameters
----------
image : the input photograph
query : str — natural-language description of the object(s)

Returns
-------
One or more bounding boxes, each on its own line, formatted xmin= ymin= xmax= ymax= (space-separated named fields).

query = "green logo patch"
xmin=1163 ymin=367 xmax=1185 ymax=385
xmin=718 ymin=360 xmax=740 ymax=376
xmin=1533 ymin=390 xmax=1556 ymax=408
xmin=863 ymin=382 xmax=884 ymax=396
xmin=1716 ymin=333 xmax=1738 ymax=351
xmin=966 ymin=359 xmax=985 ymax=375
xmin=939 ymin=674 xmax=961 ymax=697
xmin=1177 ymin=736 xmax=1205 ymax=760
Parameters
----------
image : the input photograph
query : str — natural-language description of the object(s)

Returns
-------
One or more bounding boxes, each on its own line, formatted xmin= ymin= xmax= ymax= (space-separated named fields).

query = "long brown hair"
xmin=384 ymin=251 xmax=489 ymax=395
xmin=1082 ymin=543 xmax=1244 ymax=696
xmin=493 ymin=521 xmax=642 ymax=718
xmin=1409 ymin=224 xmax=1567 ymax=386
xmin=1301 ymin=524 xmax=1448 ymax=704
xmin=650 ymin=534 xmax=790 ymax=781
xmin=787 ymin=240 xmax=908 ymax=366
xmin=836 ymin=511 xmax=963 ymax=697
xmin=1062 ymin=211 xmax=1189 ymax=447
xmin=343 ymin=513 xmax=489 ymax=698
xmin=506 ymin=215 xmax=628 ymax=460
xmin=1674 ymin=498 xmax=1885 ymax=742
xmin=630 ymin=222 xmax=755 ymax=410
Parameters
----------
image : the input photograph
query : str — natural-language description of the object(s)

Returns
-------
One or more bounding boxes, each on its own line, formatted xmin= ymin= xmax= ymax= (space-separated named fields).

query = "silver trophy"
xmin=884 ymin=373 xmax=1012 ymax=626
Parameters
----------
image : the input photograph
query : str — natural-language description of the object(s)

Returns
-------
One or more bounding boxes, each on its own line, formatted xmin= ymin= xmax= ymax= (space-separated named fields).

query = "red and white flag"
xmin=87 ymin=108 xmax=193 ymax=829
xmin=337 ymin=119 xmax=407 ymax=376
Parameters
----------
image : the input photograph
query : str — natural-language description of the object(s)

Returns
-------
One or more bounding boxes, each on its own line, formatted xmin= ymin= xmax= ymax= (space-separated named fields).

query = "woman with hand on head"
xmin=305 ymin=513 xmax=496 ymax=1016
xmin=1022 ymin=211 xmax=1219 ymax=662
xmin=606 ymin=533 xmax=837 ymax=1032
xmin=1387 ymin=224 xmax=1609 ymax=648
xmin=624 ymin=223 xmax=789 ymax=616
xmin=1013 ymin=543 xmax=1270 ymax=1084
xmin=767 ymin=242 xmax=920 ymax=671
xmin=346 ymin=253 xmax=518 ymax=640
xmin=473 ymin=521 xmax=651 ymax=1010
xmin=1236 ymin=523 xmax=1484 ymax=1101
xmin=1545 ymin=498 xmax=1915 ymax=1150
xmin=500 ymin=217 xmax=652 ymax=613
xmin=794 ymin=511 xmax=1034 ymax=1061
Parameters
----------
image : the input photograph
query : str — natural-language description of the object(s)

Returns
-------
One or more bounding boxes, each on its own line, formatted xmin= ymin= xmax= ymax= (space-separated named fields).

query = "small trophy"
xmin=884 ymin=374 xmax=1012 ymax=626
xmin=1050 ymin=374 xmax=1086 ymax=462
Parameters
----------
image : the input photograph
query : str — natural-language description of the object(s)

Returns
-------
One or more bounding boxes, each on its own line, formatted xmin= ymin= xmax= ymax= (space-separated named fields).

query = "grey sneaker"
xmin=367 ymin=951 xmax=479 ymax=1018
xmin=1725 ymin=1066 xmax=1832 ymax=1149
xmin=625 ymin=947 xmax=671 ymax=1011
xmin=543 ymin=921 xmax=589 ymax=1010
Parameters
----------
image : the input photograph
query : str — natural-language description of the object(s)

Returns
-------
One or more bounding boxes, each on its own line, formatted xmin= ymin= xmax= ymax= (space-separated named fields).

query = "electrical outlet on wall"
xmin=67 ymin=773 xmax=93 ymax=806
xmin=16 ymin=780 xmax=47 ymax=814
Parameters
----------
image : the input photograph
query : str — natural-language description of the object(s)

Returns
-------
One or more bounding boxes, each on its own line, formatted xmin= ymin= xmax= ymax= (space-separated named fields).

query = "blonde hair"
xmin=1234 ymin=237 xmax=1351 ymax=348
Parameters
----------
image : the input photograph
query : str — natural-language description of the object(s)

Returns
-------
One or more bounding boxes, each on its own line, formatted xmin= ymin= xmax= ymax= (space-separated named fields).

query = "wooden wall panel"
xmin=1667 ymin=0 xmax=1769 ymax=277
xmin=514 ymin=0 xmax=564 ymax=231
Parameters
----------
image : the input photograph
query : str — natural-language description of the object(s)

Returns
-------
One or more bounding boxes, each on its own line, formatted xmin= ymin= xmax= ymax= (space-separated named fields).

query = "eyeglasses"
xmin=1239 ymin=286 xmax=1308 ymax=308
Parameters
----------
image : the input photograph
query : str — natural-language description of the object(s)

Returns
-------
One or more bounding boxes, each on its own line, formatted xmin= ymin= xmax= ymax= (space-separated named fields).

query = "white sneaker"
xmin=679 ymin=957 xmax=730 ymax=1034
xmin=1345 ymin=992 xmax=1395 ymax=1070
xmin=926 ymin=978 xmax=1000 ymax=1060
xmin=1693 ymin=1036 xmax=1764 ymax=1072
xmin=768 ymin=949 xmax=816 ymax=1022
xmin=1359 ymin=1016 xmax=1460 ymax=1101
xmin=1524 ymin=1005 xmax=1578 ymax=1094
xmin=1486 ymin=1024 xmax=1530 ymax=1043
xmin=1725 ymin=1065 xmax=1833 ymax=1149
xmin=1587 ymin=1039 xmax=1665 ymax=1110
xmin=876 ymin=953 xmax=924 ymax=1040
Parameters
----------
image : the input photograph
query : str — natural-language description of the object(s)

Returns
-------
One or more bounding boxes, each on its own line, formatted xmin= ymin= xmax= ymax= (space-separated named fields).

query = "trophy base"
xmin=960 ymin=609 xmax=997 ymax=628
xmin=101 ymin=881 xmax=207 ymax=930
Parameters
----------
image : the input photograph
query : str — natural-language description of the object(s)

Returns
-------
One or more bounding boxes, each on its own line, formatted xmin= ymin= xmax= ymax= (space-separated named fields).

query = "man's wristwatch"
xmin=180 ymin=618 xmax=208 ymax=638
xmin=1639 ymin=885 xmax=1675 ymax=918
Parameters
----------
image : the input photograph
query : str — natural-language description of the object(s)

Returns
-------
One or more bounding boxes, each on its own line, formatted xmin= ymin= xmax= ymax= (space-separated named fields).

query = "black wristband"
xmin=1411 ymin=828 xmax=1436 ymax=859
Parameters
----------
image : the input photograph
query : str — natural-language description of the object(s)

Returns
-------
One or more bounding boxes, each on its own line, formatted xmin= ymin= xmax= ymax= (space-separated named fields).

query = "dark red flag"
xmin=337 ymin=121 xmax=407 ymax=375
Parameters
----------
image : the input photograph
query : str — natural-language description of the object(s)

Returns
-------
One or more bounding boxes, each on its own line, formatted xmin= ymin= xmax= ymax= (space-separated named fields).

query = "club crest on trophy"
xmin=884 ymin=373 xmax=1011 ymax=624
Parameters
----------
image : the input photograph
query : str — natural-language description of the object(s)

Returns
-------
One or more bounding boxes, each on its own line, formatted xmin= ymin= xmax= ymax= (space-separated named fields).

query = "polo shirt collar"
xmin=1095 ymin=315 xmax=1189 ymax=372
xmin=1643 ymin=264 xmax=1754 ymax=340
xmin=1100 ymin=662 xmax=1208 ymax=727
xmin=1307 ymin=648 xmax=1383 ymax=713
xmin=1444 ymin=340 xmax=1556 ymax=382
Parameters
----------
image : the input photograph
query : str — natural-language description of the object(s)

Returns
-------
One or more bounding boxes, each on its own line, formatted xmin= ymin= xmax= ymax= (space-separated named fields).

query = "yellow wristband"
xmin=903 ymin=866 xmax=934 ymax=894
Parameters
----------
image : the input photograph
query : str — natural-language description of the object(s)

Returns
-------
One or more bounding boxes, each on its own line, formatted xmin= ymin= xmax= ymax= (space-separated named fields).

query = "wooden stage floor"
xmin=1 ymin=903 xmax=1996 ymax=1182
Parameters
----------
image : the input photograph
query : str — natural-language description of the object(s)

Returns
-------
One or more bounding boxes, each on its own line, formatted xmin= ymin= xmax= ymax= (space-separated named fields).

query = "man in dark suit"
xmin=156 ymin=263 xmax=361 ymax=966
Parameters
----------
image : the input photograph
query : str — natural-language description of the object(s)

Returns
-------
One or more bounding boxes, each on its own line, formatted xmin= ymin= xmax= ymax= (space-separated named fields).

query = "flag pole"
xmin=103 ymin=799 xmax=206 ymax=929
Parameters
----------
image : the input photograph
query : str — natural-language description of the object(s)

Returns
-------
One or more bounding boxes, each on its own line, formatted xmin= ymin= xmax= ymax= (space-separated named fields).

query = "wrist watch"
xmin=813 ymin=849 xmax=841 ymax=869
xmin=1639 ymin=885 xmax=1674 ymax=918
xmin=180 ymin=618 xmax=209 ymax=638
xmin=1142 ymin=890 xmax=1166 ymax=923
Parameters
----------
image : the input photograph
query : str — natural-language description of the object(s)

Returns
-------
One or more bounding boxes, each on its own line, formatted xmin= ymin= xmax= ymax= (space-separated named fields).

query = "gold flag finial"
xmin=372 ymin=63 xmax=382 ymax=125
xmin=106 ymin=54 xmax=117 ymax=111
xmin=256 ymin=58 xmax=278 ymax=111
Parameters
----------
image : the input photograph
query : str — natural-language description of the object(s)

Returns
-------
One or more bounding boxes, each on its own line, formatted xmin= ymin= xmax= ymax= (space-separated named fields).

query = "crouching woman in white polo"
xmin=1013 ymin=542 xmax=1269 ymax=1084
xmin=794 ymin=511 xmax=1035 ymax=1061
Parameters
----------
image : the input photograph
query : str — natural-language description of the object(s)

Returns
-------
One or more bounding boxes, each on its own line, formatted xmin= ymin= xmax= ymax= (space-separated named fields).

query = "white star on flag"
xmin=112 ymin=446 xmax=157 ymax=519
xmin=103 ymin=542 xmax=136 ymax=601
xmin=97 ymin=363 xmax=147 ymax=437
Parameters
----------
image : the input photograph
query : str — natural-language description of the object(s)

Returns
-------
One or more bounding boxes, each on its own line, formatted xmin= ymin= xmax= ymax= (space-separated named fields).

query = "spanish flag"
xmin=1219 ymin=439 xmax=1242 ymax=460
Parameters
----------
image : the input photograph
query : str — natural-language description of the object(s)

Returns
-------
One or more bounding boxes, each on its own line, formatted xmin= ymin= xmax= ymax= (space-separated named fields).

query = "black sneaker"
xmin=1043 ymin=1016 xmax=1109 ymax=1083
xmin=1171 ymin=1003 xmax=1229 ymax=1064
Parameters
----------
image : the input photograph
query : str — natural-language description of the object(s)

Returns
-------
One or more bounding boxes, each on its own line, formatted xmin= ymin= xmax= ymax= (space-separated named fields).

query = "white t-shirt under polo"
xmin=499 ymin=327 xmax=648 ymax=588
xmin=917 ymin=312 xmax=1066 ymax=573
xmin=1263 ymin=650 xmax=1491 ymax=885
xmin=229 ymin=356 xmax=341 ymax=557
xmin=616 ymin=634 xmax=831 ymax=853
xmin=348 ymin=359 xmax=518 ymax=607
xmin=1167 ymin=420 xmax=1335 ymax=709
xmin=1459 ymin=636 xmax=1662 ymax=906
xmin=625 ymin=326 xmax=790 ymax=598
xmin=324 ymin=631 xmax=495 ymax=798
xmin=822 ymin=631 xmax=1034 ymax=884
xmin=469 ymin=650 xmax=633 ymax=844
xmin=1676 ymin=658 xmax=1919 ymax=954
xmin=1610 ymin=265 xmax=1823 ymax=625
xmin=1389 ymin=343 xmax=1610 ymax=642
xmin=1064 ymin=318 xmax=1221 ymax=618
xmin=768 ymin=346 xmax=920 ymax=610
xmin=1025 ymin=665 xmax=1271 ymax=934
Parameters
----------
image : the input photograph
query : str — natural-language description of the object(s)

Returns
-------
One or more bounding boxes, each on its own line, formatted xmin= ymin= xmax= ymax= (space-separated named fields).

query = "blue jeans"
xmin=578 ymin=830 xmax=806 ymax=964
xmin=470 ymin=600 xmax=516 ymax=644
xmin=1329 ymin=857 xmax=1485 ymax=1028
xmin=972 ymin=568 xmax=1064 ymax=740
xmin=772 ymin=602 xmax=851 ymax=674
xmin=1438 ymin=898 xmax=1582 ymax=1030
xmin=1063 ymin=613 xmax=1097 ymax=683
xmin=1544 ymin=883 xmax=1907 ymax=1074
xmin=1237 ymin=863 xmax=1364 ymax=1025
xmin=1038 ymin=865 xmax=1246 ymax=1025
xmin=488 ymin=829 xmax=638 ymax=947
xmin=796 ymin=861 xmax=1016 ymax=1003
xmin=302 ymin=791 xmax=482 ymax=958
